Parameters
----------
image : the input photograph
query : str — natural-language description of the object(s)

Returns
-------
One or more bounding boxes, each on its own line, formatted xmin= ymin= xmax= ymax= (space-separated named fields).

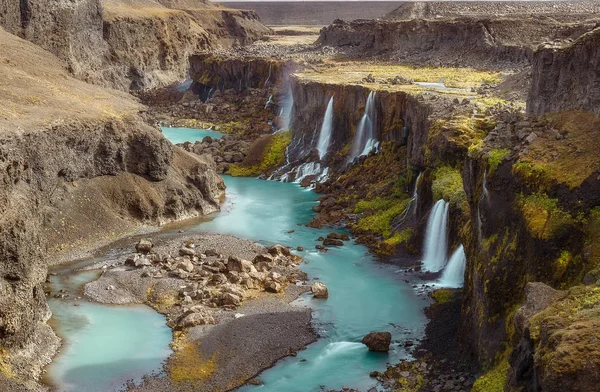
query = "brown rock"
xmin=361 ymin=332 xmax=392 ymax=352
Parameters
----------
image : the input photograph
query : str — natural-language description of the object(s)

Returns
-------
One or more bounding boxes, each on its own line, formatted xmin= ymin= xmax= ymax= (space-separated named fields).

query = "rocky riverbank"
xmin=78 ymin=233 xmax=318 ymax=391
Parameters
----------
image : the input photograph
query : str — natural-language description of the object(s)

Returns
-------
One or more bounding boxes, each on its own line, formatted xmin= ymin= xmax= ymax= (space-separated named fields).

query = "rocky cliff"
xmin=0 ymin=0 xmax=271 ymax=91
xmin=528 ymin=27 xmax=600 ymax=117
xmin=317 ymin=17 xmax=597 ymax=69
xmin=385 ymin=1 xmax=600 ymax=20
xmin=0 ymin=27 xmax=224 ymax=387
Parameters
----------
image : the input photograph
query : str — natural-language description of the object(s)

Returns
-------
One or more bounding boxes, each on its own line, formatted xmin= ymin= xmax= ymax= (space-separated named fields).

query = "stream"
xmin=45 ymin=127 xmax=429 ymax=392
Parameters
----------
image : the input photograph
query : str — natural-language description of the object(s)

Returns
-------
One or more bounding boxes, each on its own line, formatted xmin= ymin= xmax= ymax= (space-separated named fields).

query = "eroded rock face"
xmin=317 ymin=18 xmax=596 ymax=69
xmin=528 ymin=27 xmax=600 ymax=117
xmin=0 ymin=28 xmax=224 ymax=383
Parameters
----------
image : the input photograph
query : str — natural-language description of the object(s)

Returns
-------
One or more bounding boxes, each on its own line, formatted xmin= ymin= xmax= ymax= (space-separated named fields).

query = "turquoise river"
xmin=45 ymin=127 xmax=428 ymax=392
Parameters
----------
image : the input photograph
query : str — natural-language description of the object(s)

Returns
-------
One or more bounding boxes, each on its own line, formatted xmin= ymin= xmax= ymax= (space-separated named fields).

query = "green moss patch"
xmin=518 ymin=193 xmax=575 ymax=240
xmin=472 ymin=355 xmax=509 ymax=392
xmin=228 ymin=131 xmax=291 ymax=177
xmin=432 ymin=166 xmax=467 ymax=209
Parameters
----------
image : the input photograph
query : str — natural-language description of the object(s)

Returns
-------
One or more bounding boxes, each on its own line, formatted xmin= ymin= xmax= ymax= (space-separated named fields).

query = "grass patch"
xmin=354 ymin=197 xmax=411 ymax=239
xmin=168 ymin=335 xmax=215 ymax=384
xmin=472 ymin=355 xmax=510 ymax=392
xmin=228 ymin=131 xmax=292 ymax=177
xmin=519 ymin=193 xmax=575 ymax=240
xmin=431 ymin=288 xmax=457 ymax=304
xmin=512 ymin=161 xmax=554 ymax=191
xmin=432 ymin=166 xmax=467 ymax=207
xmin=488 ymin=148 xmax=510 ymax=174
xmin=553 ymin=250 xmax=573 ymax=280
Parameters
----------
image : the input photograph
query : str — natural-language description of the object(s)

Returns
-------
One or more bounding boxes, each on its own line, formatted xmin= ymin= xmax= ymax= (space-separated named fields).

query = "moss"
xmin=471 ymin=356 xmax=510 ymax=392
xmin=519 ymin=193 xmax=575 ymax=240
xmin=217 ymin=120 xmax=249 ymax=135
xmin=431 ymin=288 xmax=457 ymax=304
xmin=168 ymin=335 xmax=215 ymax=384
xmin=432 ymin=166 xmax=467 ymax=208
xmin=354 ymin=197 xmax=411 ymax=239
xmin=584 ymin=207 xmax=600 ymax=269
xmin=553 ymin=250 xmax=573 ymax=280
xmin=488 ymin=149 xmax=511 ymax=174
xmin=383 ymin=228 xmax=414 ymax=247
xmin=512 ymin=161 xmax=554 ymax=191
xmin=228 ymin=131 xmax=292 ymax=177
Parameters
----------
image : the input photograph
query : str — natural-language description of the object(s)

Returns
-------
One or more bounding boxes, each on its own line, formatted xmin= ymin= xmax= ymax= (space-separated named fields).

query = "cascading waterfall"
xmin=265 ymin=95 xmax=274 ymax=109
xmin=393 ymin=172 xmax=422 ymax=228
xmin=348 ymin=91 xmax=378 ymax=163
xmin=438 ymin=245 xmax=466 ymax=288
xmin=422 ymin=199 xmax=450 ymax=272
xmin=477 ymin=167 xmax=489 ymax=246
xmin=316 ymin=97 xmax=334 ymax=160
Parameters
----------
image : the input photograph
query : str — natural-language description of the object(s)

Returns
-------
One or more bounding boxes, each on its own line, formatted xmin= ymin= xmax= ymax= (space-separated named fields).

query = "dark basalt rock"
xmin=362 ymin=332 xmax=392 ymax=352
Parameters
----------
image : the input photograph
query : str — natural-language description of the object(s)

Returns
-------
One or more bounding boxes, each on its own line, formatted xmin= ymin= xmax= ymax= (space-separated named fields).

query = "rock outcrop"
xmin=362 ymin=332 xmax=392 ymax=352
xmin=0 ymin=0 xmax=272 ymax=91
xmin=317 ymin=17 xmax=597 ymax=69
xmin=0 ymin=26 xmax=223 ymax=386
xmin=527 ymin=27 xmax=600 ymax=117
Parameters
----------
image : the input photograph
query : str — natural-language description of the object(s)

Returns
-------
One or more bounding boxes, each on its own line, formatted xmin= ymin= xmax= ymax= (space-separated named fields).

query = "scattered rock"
xmin=135 ymin=239 xmax=153 ymax=254
xmin=362 ymin=332 xmax=392 ymax=352
xmin=311 ymin=282 xmax=329 ymax=299
xmin=265 ymin=281 xmax=282 ymax=293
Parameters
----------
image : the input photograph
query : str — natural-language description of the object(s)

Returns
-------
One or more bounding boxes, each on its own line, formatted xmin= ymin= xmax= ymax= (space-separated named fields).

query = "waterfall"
xmin=278 ymin=81 xmax=294 ymax=132
xmin=348 ymin=91 xmax=378 ymax=162
xmin=316 ymin=97 xmax=334 ymax=160
xmin=422 ymin=200 xmax=450 ymax=272
xmin=477 ymin=167 xmax=488 ymax=246
xmin=393 ymin=172 xmax=422 ymax=228
xmin=438 ymin=245 xmax=466 ymax=288
xmin=265 ymin=95 xmax=273 ymax=109
xmin=264 ymin=63 xmax=272 ymax=88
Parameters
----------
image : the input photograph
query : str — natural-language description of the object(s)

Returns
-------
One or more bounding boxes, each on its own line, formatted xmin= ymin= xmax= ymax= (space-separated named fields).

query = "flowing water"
xmin=438 ymin=245 xmax=466 ymax=288
xmin=422 ymin=200 xmax=450 ymax=272
xmin=316 ymin=97 xmax=334 ymax=160
xmin=185 ymin=176 xmax=427 ymax=391
xmin=160 ymin=127 xmax=223 ymax=144
xmin=45 ymin=128 xmax=428 ymax=392
xmin=349 ymin=91 xmax=378 ymax=162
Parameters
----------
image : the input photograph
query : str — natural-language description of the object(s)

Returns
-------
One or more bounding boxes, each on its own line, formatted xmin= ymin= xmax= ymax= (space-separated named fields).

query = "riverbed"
xmin=45 ymin=129 xmax=428 ymax=392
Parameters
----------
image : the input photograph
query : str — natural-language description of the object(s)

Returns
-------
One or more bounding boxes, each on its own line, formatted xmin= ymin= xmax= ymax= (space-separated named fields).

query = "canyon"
xmin=1 ymin=1 xmax=600 ymax=392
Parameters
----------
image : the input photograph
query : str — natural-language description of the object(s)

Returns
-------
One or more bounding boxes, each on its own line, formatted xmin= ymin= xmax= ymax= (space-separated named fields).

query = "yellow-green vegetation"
xmin=217 ymin=120 xmax=250 ymax=135
xmin=381 ymin=360 xmax=426 ymax=392
xmin=431 ymin=288 xmax=458 ymax=304
xmin=382 ymin=228 xmax=414 ymax=248
xmin=520 ymin=111 xmax=600 ymax=189
xmin=228 ymin=131 xmax=292 ymax=176
xmin=432 ymin=166 xmax=467 ymax=209
xmin=0 ymin=348 xmax=14 ymax=378
xmin=168 ymin=334 xmax=215 ymax=383
xmin=512 ymin=161 xmax=554 ymax=191
xmin=487 ymin=149 xmax=510 ymax=174
xmin=427 ymin=114 xmax=495 ymax=162
xmin=519 ymin=193 xmax=575 ymax=240
xmin=295 ymin=62 xmax=501 ymax=89
xmin=553 ymin=250 xmax=573 ymax=280
xmin=473 ymin=97 xmax=526 ymax=111
xmin=472 ymin=356 xmax=509 ymax=392
xmin=354 ymin=197 xmax=411 ymax=239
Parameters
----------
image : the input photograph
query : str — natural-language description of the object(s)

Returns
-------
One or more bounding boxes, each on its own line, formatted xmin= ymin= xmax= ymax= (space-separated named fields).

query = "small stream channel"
xmin=44 ymin=127 xmax=429 ymax=392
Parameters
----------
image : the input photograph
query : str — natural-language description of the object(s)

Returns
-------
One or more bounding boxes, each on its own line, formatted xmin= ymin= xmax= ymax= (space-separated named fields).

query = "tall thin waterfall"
xmin=439 ymin=245 xmax=466 ymax=288
xmin=316 ymin=97 xmax=334 ymax=160
xmin=393 ymin=172 xmax=422 ymax=228
xmin=422 ymin=200 xmax=450 ymax=272
xmin=277 ymin=81 xmax=294 ymax=132
xmin=348 ymin=91 xmax=378 ymax=162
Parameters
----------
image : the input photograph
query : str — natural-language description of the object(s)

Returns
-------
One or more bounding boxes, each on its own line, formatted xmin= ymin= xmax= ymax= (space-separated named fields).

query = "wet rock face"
xmin=528 ymin=27 xmax=600 ymax=117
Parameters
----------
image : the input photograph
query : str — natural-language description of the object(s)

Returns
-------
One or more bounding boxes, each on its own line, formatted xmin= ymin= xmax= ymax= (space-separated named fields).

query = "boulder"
xmin=227 ymin=256 xmax=256 ymax=273
xmin=253 ymin=253 xmax=275 ymax=264
xmin=265 ymin=281 xmax=282 ymax=293
xmin=323 ymin=238 xmax=344 ymax=247
xmin=361 ymin=332 xmax=392 ymax=352
xmin=179 ymin=247 xmax=196 ymax=257
xmin=268 ymin=244 xmax=291 ymax=257
xmin=135 ymin=239 xmax=153 ymax=254
xmin=311 ymin=282 xmax=329 ymax=299
xmin=177 ymin=260 xmax=195 ymax=273
xmin=178 ymin=311 xmax=215 ymax=328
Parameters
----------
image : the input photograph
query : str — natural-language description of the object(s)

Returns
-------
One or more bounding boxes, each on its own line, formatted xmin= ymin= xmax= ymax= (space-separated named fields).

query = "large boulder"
xmin=311 ymin=282 xmax=329 ymax=299
xmin=362 ymin=332 xmax=392 ymax=352
xmin=135 ymin=239 xmax=153 ymax=254
xmin=227 ymin=256 xmax=256 ymax=273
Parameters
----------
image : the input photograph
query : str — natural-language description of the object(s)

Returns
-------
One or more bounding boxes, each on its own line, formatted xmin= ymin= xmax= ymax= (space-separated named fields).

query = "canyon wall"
xmin=317 ymin=18 xmax=597 ymax=68
xmin=0 ymin=0 xmax=271 ymax=91
xmin=528 ymin=27 xmax=600 ymax=117
xmin=0 ymin=27 xmax=224 ymax=386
